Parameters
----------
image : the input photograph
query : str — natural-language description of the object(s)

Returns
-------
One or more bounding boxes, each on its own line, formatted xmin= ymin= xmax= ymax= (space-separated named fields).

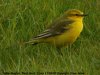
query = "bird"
xmin=26 ymin=9 xmax=87 ymax=54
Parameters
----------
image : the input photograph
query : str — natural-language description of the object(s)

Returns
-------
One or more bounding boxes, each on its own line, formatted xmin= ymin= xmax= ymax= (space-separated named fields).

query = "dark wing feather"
xmin=33 ymin=19 xmax=74 ymax=39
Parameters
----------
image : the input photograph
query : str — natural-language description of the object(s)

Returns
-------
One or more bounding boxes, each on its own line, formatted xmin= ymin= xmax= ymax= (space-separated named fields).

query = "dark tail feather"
xmin=32 ymin=42 xmax=38 ymax=45
xmin=25 ymin=40 xmax=39 ymax=45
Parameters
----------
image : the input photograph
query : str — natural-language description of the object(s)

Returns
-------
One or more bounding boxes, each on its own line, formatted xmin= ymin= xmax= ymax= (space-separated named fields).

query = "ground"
xmin=0 ymin=0 xmax=100 ymax=75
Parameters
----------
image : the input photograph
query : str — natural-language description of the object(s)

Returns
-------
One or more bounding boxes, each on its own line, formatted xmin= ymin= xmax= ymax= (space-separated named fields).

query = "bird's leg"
xmin=56 ymin=47 xmax=63 ymax=56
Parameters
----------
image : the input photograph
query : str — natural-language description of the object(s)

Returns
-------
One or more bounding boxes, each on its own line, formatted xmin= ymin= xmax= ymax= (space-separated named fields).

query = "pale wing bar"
xmin=33 ymin=20 xmax=74 ymax=39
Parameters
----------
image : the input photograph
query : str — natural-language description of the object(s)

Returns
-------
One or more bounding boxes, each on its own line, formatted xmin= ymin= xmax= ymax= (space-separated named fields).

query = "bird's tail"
xmin=25 ymin=39 xmax=40 ymax=45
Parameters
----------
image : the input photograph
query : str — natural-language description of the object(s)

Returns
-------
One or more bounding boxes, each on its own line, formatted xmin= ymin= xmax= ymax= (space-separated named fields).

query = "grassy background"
xmin=0 ymin=0 xmax=100 ymax=75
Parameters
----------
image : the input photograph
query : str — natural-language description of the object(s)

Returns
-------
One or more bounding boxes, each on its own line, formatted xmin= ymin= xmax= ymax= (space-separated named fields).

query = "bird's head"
xmin=65 ymin=9 xmax=87 ymax=21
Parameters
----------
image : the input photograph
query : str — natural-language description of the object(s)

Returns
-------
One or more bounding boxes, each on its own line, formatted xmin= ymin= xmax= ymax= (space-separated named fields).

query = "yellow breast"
xmin=47 ymin=21 xmax=83 ymax=47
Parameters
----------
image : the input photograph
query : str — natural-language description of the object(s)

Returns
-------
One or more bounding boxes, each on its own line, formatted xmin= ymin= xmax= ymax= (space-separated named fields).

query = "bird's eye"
xmin=75 ymin=14 xmax=79 ymax=16
xmin=69 ymin=14 xmax=80 ymax=16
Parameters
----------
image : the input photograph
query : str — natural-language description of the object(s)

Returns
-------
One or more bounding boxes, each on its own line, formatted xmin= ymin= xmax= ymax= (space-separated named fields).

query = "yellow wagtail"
xmin=26 ymin=9 xmax=87 ymax=50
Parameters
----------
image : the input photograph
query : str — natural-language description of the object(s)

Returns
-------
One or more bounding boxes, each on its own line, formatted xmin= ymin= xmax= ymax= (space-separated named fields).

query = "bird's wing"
xmin=33 ymin=19 xmax=74 ymax=39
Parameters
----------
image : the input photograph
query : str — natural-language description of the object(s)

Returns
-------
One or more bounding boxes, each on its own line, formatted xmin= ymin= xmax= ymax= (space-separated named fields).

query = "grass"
xmin=0 ymin=0 xmax=100 ymax=75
